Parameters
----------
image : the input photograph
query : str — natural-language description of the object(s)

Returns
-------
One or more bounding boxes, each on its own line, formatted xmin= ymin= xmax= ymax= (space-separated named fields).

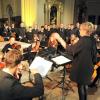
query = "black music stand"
xmin=51 ymin=55 xmax=72 ymax=100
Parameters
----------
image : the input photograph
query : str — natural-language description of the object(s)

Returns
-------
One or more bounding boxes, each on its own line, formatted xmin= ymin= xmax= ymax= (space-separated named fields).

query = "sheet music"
xmin=51 ymin=55 xmax=71 ymax=65
xmin=29 ymin=56 xmax=53 ymax=77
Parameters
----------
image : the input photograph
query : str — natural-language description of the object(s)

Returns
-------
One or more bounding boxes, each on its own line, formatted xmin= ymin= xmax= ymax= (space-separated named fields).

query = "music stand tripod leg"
xmin=52 ymin=65 xmax=67 ymax=100
xmin=61 ymin=65 xmax=66 ymax=100
xmin=46 ymin=75 xmax=52 ymax=81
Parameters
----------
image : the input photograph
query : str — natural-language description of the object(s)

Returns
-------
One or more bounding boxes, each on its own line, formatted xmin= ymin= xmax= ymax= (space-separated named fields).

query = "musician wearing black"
xmin=0 ymin=49 xmax=44 ymax=100
xmin=2 ymin=24 xmax=11 ymax=41
xmin=23 ymin=34 xmax=40 ymax=64
xmin=2 ymin=36 xmax=16 ymax=53
xmin=54 ymin=22 xmax=97 ymax=100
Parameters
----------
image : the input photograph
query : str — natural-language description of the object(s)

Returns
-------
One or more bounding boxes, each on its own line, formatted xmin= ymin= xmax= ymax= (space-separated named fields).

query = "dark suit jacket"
xmin=66 ymin=36 xmax=97 ymax=85
xmin=58 ymin=28 xmax=66 ymax=41
xmin=0 ymin=71 xmax=44 ymax=100
xmin=18 ymin=27 xmax=26 ymax=39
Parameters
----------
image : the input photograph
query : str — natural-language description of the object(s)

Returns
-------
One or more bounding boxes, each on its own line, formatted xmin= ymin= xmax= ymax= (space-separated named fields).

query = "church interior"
xmin=0 ymin=0 xmax=100 ymax=100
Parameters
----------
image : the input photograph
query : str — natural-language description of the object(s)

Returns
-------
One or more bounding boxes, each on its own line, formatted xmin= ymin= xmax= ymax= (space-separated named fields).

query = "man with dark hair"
xmin=0 ymin=49 xmax=44 ymax=100
xmin=2 ymin=36 xmax=16 ymax=53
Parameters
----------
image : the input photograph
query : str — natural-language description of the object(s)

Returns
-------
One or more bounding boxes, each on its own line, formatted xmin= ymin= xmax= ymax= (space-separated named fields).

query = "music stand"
xmin=51 ymin=55 xmax=72 ymax=100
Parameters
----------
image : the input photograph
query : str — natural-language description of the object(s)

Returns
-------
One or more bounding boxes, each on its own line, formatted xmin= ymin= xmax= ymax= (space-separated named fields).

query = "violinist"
xmin=2 ymin=36 xmax=21 ymax=54
xmin=2 ymin=36 xmax=16 ymax=53
xmin=23 ymin=34 xmax=40 ymax=64
xmin=48 ymin=33 xmax=58 ymax=49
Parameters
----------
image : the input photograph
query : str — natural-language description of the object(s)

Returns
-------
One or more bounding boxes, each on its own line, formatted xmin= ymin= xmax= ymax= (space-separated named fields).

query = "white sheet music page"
xmin=29 ymin=56 xmax=53 ymax=77
xmin=51 ymin=55 xmax=71 ymax=65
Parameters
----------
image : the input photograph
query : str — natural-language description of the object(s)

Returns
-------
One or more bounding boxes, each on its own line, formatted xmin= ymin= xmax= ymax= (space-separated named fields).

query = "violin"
xmin=31 ymin=41 xmax=40 ymax=52
xmin=12 ymin=43 xmax=21 ymax=50
xmin=48 ymin=39 xmax=58 ymax=48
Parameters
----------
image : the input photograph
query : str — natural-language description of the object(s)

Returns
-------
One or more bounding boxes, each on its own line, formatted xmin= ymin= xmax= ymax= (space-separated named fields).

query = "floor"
xmin=20 ymin=62 xmax=100 ymax=100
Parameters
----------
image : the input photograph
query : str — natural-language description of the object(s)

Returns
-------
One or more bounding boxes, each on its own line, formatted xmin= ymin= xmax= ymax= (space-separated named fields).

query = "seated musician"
xmin=2 ymin=36 xmax=21 ymax=53
xmin=0 ymin=49 xmax=44 ymax=100
xmin=45 ymin=32 xmax=58 ymax=57
xmin=48 ymin=33 xmax=58 ymax=49
xmin=23 ymin=34 xmax=40 ymax=64
xmin=2 ymin=36 xmax=15 ymax=53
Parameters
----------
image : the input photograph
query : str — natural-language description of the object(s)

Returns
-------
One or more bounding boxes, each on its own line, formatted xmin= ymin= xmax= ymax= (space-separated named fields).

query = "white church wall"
xmin=37 ymin=0 xmax=45 ymax=26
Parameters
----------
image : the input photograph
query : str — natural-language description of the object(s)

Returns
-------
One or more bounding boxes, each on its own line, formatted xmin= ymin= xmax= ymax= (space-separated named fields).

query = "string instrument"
xmin=92 ymin=69 xmax=97 ymax=81
xmin=31 ymin=40 xmax=40 ymax=52
xmin=48 ymin=38 xmax=58 ymax=48
xmin=12 ymin=43 xmax=21 ymax=50
xmin=92 ymin=61 xmax=100 ymax=81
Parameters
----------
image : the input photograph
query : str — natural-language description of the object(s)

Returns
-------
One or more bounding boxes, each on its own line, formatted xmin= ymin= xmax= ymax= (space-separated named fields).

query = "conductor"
xmin=53 ymin=22 xmax=97 ymax=100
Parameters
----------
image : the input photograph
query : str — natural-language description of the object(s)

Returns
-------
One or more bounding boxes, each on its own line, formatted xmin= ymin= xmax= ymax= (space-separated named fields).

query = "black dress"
xmin=66 ymin=36 xmax=97 ymax=85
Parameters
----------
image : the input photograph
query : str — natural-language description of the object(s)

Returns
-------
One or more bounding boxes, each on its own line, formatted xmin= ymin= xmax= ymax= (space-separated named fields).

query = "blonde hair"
xmin=86 ymin=22 xmax=94 ymax=33
xmin=81 ymin=22 xmax=94 ymax=34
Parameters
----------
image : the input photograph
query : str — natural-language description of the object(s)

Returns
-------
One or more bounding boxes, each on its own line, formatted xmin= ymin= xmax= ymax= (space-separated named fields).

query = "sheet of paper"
xmin=29 ymin=56 xmax=53 ymax=77
xmin=51 ymin=55 xmax=71 ymax=65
